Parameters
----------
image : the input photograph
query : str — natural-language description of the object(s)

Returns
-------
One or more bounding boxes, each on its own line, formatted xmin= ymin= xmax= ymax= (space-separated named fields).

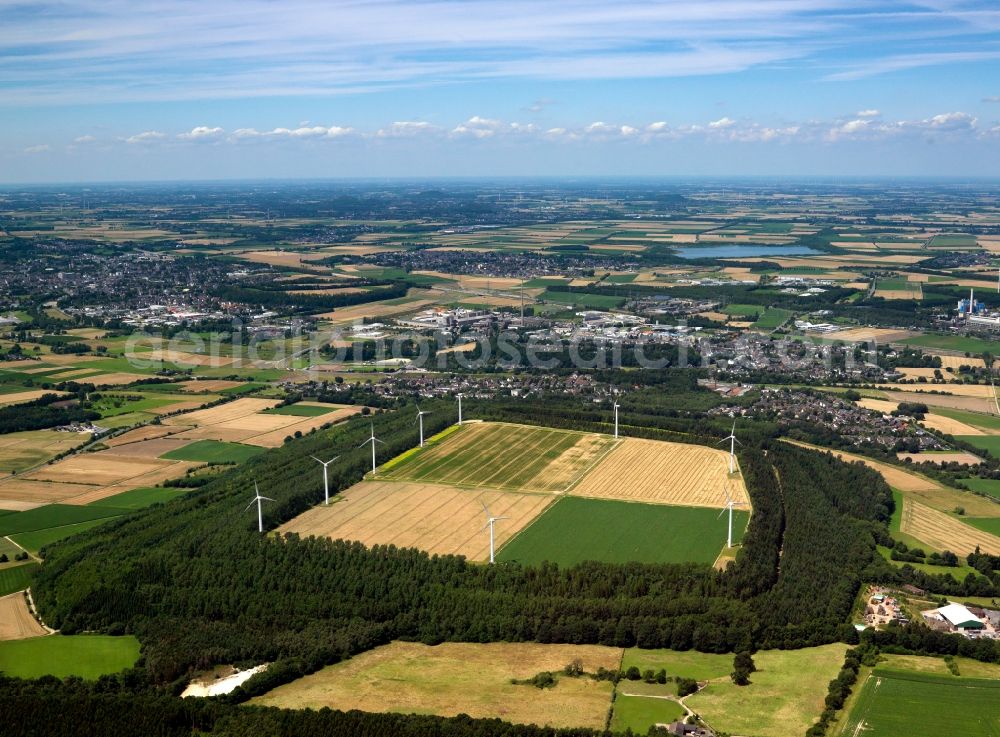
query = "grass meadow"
xmin=0 ymin=635 xmax=140 ymax=679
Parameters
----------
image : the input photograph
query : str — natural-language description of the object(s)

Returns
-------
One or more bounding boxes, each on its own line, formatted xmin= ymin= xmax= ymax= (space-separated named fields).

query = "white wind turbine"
xmin=718 ymin=484 xmax=747 ymax=549
xmin=613 ymin=400 xmax=621 ymax=439
xmin=718 ymin=421 xmax=741 ymax=474
xmin=245 ymin=481 xmax=275 ymax=533
xmin=415 ymin=404 xmax=431 ymax=447
xmin=456 ymin=393 xmax=463 ymax=426
xmin=310 ymin=454 xmax=340 ymax=505
xmin=481 ymin=502 xmax=508 ymax=565
xmin=358 ymin=420 xmax=384 ymax=474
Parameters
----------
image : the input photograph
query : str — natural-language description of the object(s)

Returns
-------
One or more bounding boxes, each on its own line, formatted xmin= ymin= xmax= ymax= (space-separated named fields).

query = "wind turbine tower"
xmin=481 ymin=502 xmax=509 ymax=564
xmin=245 ymin=481 xmax=275 ymax=533
xmin=613 ymin=401 xmax=620 ymax=439
xmin=718 ymin=421 xmax=741 ymax=474
xmin=415 ymin=404 xmax=431 ymax=447
xmin=310 ymin=454 xmax=339 ymax=505
xmin=717 ymin=485 xmax=747 ymax=549
xmin=358 ymin=421 xmax=384 ymax=474
xmin=457 ymin=394 xmax=463 ymax=425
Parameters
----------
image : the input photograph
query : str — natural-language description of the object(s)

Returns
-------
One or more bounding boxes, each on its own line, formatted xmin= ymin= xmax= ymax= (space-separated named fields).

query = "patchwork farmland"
xmin=282 ymin=421 xmax=752 ymax=565
xmin=900 ymin=499 xmax=1000 ymax=555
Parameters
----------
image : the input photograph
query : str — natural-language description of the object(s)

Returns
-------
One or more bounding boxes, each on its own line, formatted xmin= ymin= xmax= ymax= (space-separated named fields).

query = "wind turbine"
xmin=718 ymin=420 xmax=741 ymax=474
xmin=245 ymin=481 xmax=275 ymax=533
xmin=613 ymin=400 xmax=621 ymax=439
xmin=456 ymin=393 xmax=463 ymax=426
xmin=310 ymin=454 xmax=339 ymax=505
xmin=358 ymin=421 xmax=384 ymax=474
xmin=481 ymin=502 xmax=508 ymax=564
xmin=717 ymin=485 xmax=747 ymax=549
xmin=415 ymin=404 xmax=431 ymax=447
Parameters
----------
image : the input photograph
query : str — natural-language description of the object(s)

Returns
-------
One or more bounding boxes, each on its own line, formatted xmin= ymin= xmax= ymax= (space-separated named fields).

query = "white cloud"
xmin=708 ymin=117 xmax=736 ymax=129
xmin=856 ymin=109 xmax=880 ymax=118
xmin=177 ymin=125 xmax=224 ymax=141
xmin=375 ymin=121 xmax=439 ymax=138
xmin=984 ymin=96 xmax=1000 ymax=103
xmin=124 ymin=130 xmax=166 ymax=144
xmin=23 ymin=144 xmax=50 ymax=153
xmin=73 ymin=135 xmax=97 ymax=144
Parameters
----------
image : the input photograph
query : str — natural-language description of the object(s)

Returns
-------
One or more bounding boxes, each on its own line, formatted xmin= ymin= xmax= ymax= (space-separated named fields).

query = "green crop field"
xmin=838 ymin=670 xmax=1000 ymax=737
xmin=9 ymin=519 xmax=115 ymax=554
xmin=88 ymin=486 xmax=189 ymax=510
xmin=966 ymin=517 xmax=1000 ymax=537
xmin=957 ymin=435 xmax=1000 ymax=457
xmin=0 ymin=635 xmax=140 ymax=680
xmin=900 ymin=334 xmax=1000 ymax=354
xmin=935 ymin=408 xmax=1000 ymax=432
xmin=160 ymin=439 xmax=265 ymax=464
xmin=496 ymin=497 xmax=745 ymax=566
xmin=754 ymin=308 xmax=793 ymax=330
xmin=961 ymin=476 xmax=1000 ymax=499
xmin=522 ymin=277 xmax=570 ymax=288
xmin=381 ymin=422 xmax=616 ymax=493
xmin=540 ymin=290 xmax=626 ymax=309
xmin=610 ymin=694 xmax=685 ymax=733
xmin=262 ymin=403 xmax=342 ymax=417
xmin=0 ymin=504 xmax=128 ymax=536
xmin=621 ymin=648 xmax=734 ymax=682
xmin=0 ymin=563 xmax=39 ymax=596
xmin=722 ymin=303 xmax=761 ymax=317
xmin=89 ymin=393 xmax=184 ymax=418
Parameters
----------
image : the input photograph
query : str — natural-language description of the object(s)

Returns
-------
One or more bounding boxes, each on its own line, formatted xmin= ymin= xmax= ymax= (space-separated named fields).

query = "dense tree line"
xmin=0 ymin=392 xmax=99 ymax=433
xmin=214 ymin=282 xmax=410 ymax=313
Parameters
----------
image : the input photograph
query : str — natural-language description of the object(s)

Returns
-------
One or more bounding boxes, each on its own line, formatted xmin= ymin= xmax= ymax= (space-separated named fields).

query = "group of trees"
xmin=0 ymin=392 xmax=99 ymax=433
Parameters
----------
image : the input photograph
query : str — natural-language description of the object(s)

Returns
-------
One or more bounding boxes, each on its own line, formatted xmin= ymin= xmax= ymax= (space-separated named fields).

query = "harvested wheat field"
xmin=83 ymin=372 xmax=151 ymax=387
xmin=279 ymin=481 xmax=554 ymax=561
xmin=251 ymin=640 xmax=620 ymax=730
xmin=901 ymin=499 xmax=1000 ymax=555
xmin=932 ymin=354 xmax=987 ymax=369
xmin=316 ymin=297 xmax=438 ymax=324
xmin=101 ymin=438 xmax=193 ymax=459
xmin=242 ymin=407 xmax=361 ymax=448
xmin=0 ymin=593 xmax=47 ymax=641
xmin=162 ymin=398 xmax=281 ymax=427
xmin=880 ymin=389 xmax=997 ymax=414
xmin=0 ymin=479 xmax=91 ymax=509
xmin=381 ymin=422 xmax=618 ymax=493
xmin=25 ymin=455 xmax=179 ymax=486
xmin=572 ymin=438 xmax=747 ymax=508
xmin=897 ymin=451 xmax=982 ymax=465
xmin=857 ymin=398 xmax=900 ymax=414
xmin=178 ymin=379 xmax=247 ymax=392
xmin=0 ymin=390 xmax=68 ymax=407
xmin=918 ymin=413 xmax=986 ymax=436
xmin=103 ymin=425 xmax=179 ymax=447
xmin=824 ymin=327 xmax=917 ymax=343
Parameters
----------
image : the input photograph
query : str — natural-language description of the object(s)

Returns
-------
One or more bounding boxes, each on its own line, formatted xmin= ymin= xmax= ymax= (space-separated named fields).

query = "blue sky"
xmin=1 ymin=0 xmax=999 ymax=181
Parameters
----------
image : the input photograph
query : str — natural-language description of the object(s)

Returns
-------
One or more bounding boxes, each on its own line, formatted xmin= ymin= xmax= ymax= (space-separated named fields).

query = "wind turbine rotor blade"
xmin=716 ymin=437 xmax=727 ymax=445
xmin=373 ymin=437 xmax=385 ymax=444
xmin=734 ymin=437 xmax=743 ymax=446
xmin=244 ymin=500 xmax=257 ymax=512
xmin=310 ymin=456 xmax=323 ymax=463
xmin=260 ymin=496 xmax=276 ymax=502
xmin=717 ymin=508 xmax=726 ymax=519
xmin=495 ymin=516 xmax=509 ymax=521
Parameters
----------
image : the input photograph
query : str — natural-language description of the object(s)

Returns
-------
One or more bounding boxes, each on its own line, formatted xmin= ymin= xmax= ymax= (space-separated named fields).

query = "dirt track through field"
xmin=572 ymin=438 xmax=748 ymax=508
xmin=278 ymin=481 xmax=554 ymax=561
